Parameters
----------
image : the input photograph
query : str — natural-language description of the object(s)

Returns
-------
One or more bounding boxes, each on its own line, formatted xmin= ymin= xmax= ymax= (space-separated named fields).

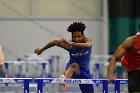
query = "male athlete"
xmin=108 ymin=32 xmax=140 ymax=93
xmin=35 ymin=22 xmax=94 ymax=93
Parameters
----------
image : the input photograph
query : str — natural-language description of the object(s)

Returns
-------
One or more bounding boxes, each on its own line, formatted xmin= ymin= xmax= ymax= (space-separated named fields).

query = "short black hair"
xmin=67 ymin=22 xmax=86 ymax=35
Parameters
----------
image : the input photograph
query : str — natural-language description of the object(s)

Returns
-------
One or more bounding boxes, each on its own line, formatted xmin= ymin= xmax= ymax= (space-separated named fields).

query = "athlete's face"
xmin=72 ymin=31 xmax=84 ymax=43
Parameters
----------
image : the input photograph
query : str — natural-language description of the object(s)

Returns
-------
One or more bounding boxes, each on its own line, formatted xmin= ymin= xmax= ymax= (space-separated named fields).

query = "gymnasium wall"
xmin=0 ymin=0 xmax=101 ymax=17
xmin=0 ymin=0 xmax=109 ymax=61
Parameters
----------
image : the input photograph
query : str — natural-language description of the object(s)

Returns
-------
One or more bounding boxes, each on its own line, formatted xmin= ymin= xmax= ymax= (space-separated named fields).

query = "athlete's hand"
xmin=34 ymin=48 xmax=43 ymax=55
xmin=108 ymin=73 xmax=116 ymax=82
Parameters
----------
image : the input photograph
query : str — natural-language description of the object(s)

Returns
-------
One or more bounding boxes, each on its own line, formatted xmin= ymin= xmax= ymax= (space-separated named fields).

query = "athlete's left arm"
xmin=69 ymin=38 xmax=92 ymax=49
xmin=0 ymin=46 xmax=4 ymax=70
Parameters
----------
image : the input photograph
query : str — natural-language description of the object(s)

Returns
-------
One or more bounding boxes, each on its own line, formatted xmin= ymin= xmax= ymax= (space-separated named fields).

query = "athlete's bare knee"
xmin=69 ymin=63 xmax=79 ymax=74
xmin=70 ymin=63 xmax=79 ymax=69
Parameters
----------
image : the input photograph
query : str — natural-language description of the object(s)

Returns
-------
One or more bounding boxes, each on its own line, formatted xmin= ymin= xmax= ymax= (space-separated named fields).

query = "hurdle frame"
xmin=0 ymin=78 xmax=32 ymax=93
xmin=0 ymin=78 xmax=128 ymax=93
xmin=34 ymin=78 xmax=128 ymax=93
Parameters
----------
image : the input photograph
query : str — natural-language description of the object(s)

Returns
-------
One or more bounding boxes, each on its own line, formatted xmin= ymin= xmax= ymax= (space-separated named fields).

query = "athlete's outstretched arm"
xmin=61 ymin=38 xmax=92 ymax=49
xmin=108 ymin=36 xmax=135 ymax=82
xmin=34 ymin=40 xmax=69 ymax=55
xmin=0 ymin=46 xmax=4 ymax=70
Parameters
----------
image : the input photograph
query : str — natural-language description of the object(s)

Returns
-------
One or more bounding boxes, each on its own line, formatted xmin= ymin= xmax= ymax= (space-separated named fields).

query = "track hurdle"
xmin=34 ymin=78 xmax=128 ymax=93
xmin=0 ymin=78 xmax=32 ymax=93
xmin=0 ymin=78 xmax=128 ymax=93
xmin=4 ymin=61 xmax=49 ymax=78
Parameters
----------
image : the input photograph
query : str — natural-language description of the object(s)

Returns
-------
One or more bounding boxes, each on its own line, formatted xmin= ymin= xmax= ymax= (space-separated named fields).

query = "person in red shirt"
xmin=108 ymin=32 xmax=140 ymax=93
